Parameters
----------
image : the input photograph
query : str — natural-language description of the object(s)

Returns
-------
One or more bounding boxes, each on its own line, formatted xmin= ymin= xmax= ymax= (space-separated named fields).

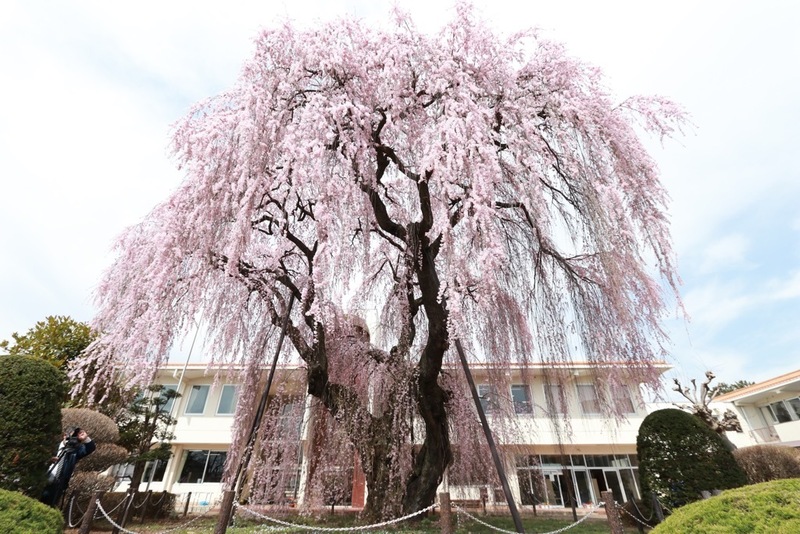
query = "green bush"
xmin=652 ymin=478 xmax=800 ymax=533
xmin=0 ymin=355 xmax=66 ymax=496
xmin=0 ymin=488 xmax=63 ymax=533
xmin=733 ymin=445 xmax=800 ymax=484
xmin=637 ymin=408 xmax=747 ymax=509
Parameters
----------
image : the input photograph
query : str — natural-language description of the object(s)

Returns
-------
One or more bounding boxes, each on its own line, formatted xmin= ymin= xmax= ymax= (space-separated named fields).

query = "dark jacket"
xmin=40 ymin=438 xmax=96 ymax=507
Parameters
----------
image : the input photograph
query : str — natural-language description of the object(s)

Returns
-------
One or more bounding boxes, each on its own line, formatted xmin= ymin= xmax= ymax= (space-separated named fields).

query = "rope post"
xmin=214 ymin=490 xmax=236 ymax=534
xmin=438 ymin=492 xmax=452 ymax=534
xmin=112 ymin=489 xmax=136 ymax=534
xmin=652 ymin=493 xmax=664 ymax=523
xmin=140 ymin=490 xmax=153 ymax=524
xmin=183 ymin=491 xmax=193 ymax=517
xmin=602 ymin=491 xmax=623 ymax=534
xmin=78 ymin=491 xmax=104 ymax=534
xmin=156 ymin=491 xmax=167 ymax=520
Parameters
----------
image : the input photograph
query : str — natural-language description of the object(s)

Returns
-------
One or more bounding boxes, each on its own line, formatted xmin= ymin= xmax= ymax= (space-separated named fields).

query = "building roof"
xmin=715 ymin=368 xmax=800 ymax=403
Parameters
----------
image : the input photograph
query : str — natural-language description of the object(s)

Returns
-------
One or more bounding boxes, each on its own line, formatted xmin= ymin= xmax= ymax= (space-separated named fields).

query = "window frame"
xmin=511 ymin=384 xmax=533 ymax=414
xmin=544 ymin=383 xmax=566 ymax=415
xmin=178 ymin=449 xmax=228 ymax=484
xmin=159 ymin=384 xmax=178 ymax=414
xmin=216 ymin=384 xmax=239 ymax=416
xmin=477 ymin=384 xmax=498 ymax=414
xmin=184 ymin=384 xmax=210 ymax=415
xmin=576 ymin=383 xmax=601 ymax=415
xmin=611 ymin=385 xmax=636 ymax=415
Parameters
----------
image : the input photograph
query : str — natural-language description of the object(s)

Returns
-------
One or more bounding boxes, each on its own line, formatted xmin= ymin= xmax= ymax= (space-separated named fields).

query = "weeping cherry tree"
xmin=75 ymin=5 xmax=684 ymax=519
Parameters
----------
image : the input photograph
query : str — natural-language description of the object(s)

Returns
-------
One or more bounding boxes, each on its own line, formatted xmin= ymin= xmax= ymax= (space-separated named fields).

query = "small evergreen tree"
xmin=637 ymin=408 xmax=747 ymax=509
xmin=117 ymin=385 xmax=179 ymax=490
xmin=0 ymin=356 xmax=66 ymax=496
xmin=0 ymin=316 xmax=95 ymax=371
xmin=716 ymin=380 xmax=755 ymax=395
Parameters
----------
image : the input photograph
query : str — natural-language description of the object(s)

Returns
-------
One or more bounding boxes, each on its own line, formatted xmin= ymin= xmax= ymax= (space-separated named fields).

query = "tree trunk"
xmin=360 ymin=420 xmax=397 ymax=519
xmin=402 ymin=376 xmax=451 ymax=514
xmin=130 ymin=461 xmax=146 ymax=492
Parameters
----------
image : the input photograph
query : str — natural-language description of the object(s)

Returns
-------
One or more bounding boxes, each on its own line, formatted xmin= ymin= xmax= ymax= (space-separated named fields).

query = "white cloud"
xmin=683 ymin=281 xmax=756 ymax=332
xmin=767 ymin=271 xmax=800 ymax=301
xmin=698 ymin=234 xmax=751 ymax=275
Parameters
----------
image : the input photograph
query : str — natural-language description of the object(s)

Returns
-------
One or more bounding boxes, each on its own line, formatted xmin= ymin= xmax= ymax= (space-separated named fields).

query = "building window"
xmin=185 ymin=385 xmax=210 ymax=415
xmin=142 ymin=459 xmax=168 ymax=483
xmin=511 ymin=385 xmax=533 ymax=414
xmin=576 ymin=384 xmax=600 ymax=415
xmin=544 ymin=384 xmax=566 ymax=414
xmin=788 ymin=398 xmax=800 ymax=420
xmin=766 ymin=400 xmax=793 ymax=424
xmin=477 ymin=384 xmax=497 ymax=413
xmin=217 ymin=385 xmax=239 ymax=415
xmin=612 ymin=386 xmax=636 ymax=414
xmin=178 ymin=450 xmax=227 ymax=484
xmin=159 ymin=384 xmax=178 ymax=414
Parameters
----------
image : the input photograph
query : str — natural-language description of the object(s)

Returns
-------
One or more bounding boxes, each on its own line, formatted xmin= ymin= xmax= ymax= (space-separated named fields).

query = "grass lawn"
xmin=65 ymin=510 xmax=647 ymax=533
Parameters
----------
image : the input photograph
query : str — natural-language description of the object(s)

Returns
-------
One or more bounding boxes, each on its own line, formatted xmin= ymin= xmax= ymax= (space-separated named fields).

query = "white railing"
xmin=750 ymin=425 xmax=780 ymax=443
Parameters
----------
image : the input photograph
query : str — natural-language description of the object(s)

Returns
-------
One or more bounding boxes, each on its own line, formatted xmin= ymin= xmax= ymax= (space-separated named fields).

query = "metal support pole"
xmin=183 ymin=492 xmax=192 ymax=518
xmin=454 ymin=338 xmax=525 ymax=533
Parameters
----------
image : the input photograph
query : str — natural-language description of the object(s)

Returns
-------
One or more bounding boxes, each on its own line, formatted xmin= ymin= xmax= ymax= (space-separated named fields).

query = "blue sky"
xmin=1 ymin=1 xmax=798 ymax=388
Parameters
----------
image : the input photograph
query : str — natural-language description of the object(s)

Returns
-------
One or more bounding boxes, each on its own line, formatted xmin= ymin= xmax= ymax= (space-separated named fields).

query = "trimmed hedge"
xmin=733 ymin=445 xmax=800 ymax=484
xmin=0 ymin=488 xmax=63 ymax=533
xmin=0 ymin=355 xmax=65 ymax=496
xmin=652 ymin=478 xmax=800 ymax=533
xmin=61 ymin=408 xmax=120 ymax=444
xmin=637 ymin=408 xmax=747 ymax=509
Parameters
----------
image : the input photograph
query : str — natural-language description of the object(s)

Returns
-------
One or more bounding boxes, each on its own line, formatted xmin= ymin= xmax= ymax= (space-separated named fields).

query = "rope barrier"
xmin=235 ymin=502 xmax=437 ymax=532
xmin=67 ymin=496 xmax=81 ymax=529
xmin=616 ymin=503 xmax=654 ymax=529
xmin=157 ymin=501 xmax=221 ymax=534
xmin=94 ymin=496 xmax=221 ymax=534
xmin=454 ymin=502 xmax=603 ymax=534
xmin=133 ymin=492 xmax=151 ymax=509
xmin=627 ymin=497 xmax=655 ymax=522
xmin=95 ymin=500 xmax=140 ymax=534
xmin=102 ymin=493 xmax=134 ymax=515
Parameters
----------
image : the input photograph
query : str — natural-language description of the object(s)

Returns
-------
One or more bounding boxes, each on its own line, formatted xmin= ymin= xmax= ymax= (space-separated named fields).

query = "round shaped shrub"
xmin=0 ymin=488 xmax=63 ymax=533
xmin=75 ymin=443 xmax=128 ymax=473
xmin=0 ymin=355 xmax=65 ymax=496
xmin=652 ymin=478 xmax=800 ymax=533
xmin=733 ymin=444 xmax=800 ymax=484
xmin=61 ymin=407 xmax=120 ymax=444
xmin=68 ymin=471 xmax=116 ymax=496
xmin=637 ymin=408 xmax=747 ymax=509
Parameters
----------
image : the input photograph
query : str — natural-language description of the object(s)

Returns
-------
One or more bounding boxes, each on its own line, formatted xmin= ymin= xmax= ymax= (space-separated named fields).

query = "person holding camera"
xmin=40 ymin=427 xmax=96 ymax=507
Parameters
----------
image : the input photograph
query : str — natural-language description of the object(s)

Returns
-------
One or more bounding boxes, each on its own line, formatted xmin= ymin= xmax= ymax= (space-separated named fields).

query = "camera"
xmin=65 ymin=427 xmax=82 ymax=448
